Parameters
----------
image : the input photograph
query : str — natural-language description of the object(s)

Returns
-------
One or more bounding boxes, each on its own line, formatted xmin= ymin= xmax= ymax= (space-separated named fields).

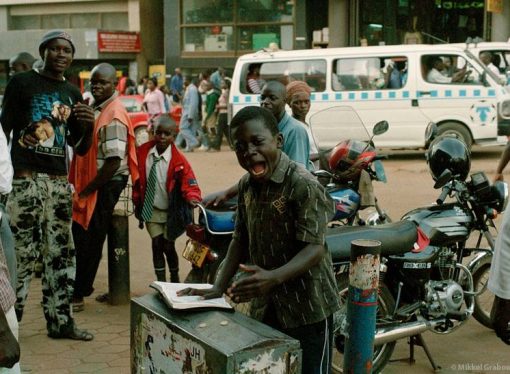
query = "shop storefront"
xmin=356 ymin=0 xmax=488 ymax=46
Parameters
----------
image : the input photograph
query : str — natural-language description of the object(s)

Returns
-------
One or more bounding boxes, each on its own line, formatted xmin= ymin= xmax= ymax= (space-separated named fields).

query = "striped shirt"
xmin=94 ymin=93 xmax=129 ymax=176
xmin=233 ymin=153 xmax=340 ymax=328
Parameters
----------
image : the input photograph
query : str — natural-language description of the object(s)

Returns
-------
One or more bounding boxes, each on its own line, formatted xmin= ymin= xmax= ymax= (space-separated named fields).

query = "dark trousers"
xmin=152 ymin=235 xmax=178 ymax=281
xmin=263 ymin=303 xmax=334 ymax=373
xmin=73 ymin=176 xmax=127 ymax=298
xmin=212 ymin=113 xmax=229 ymax=150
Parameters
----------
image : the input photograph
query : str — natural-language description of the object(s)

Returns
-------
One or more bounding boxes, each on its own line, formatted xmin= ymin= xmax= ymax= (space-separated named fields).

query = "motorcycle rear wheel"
xmin=471 ymin=255 xmax=495 ymax=328
xmin=332 ymin=274 xmax=396 ymax=374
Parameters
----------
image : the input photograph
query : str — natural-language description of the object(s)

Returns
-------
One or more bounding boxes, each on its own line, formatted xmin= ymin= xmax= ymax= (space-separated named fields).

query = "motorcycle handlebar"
xmin=436 ymin=185 xmax=450 ymax=205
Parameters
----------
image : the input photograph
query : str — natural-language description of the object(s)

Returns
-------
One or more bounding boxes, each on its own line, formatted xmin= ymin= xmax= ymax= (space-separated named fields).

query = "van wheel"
xmin=437 ymin=123 xmax=472 ymax=148
xmin=134 ymin=125 xmax=149 ymax=147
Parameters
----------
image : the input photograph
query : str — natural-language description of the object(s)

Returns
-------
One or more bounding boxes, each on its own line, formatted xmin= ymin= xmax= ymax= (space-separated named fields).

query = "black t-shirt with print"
xmin=1 ymin=70 xmax=83 ymax=175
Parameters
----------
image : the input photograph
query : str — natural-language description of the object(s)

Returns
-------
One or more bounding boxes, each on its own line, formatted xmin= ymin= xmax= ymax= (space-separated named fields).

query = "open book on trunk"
xmin=150 ymin=281 xmax=234 ymax=311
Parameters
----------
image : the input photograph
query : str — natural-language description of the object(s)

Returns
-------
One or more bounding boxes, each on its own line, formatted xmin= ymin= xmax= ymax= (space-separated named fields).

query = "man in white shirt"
xmin=480 ymin=51 xmax=501 ymax=77
xmin=426 ymin=56 xmax=468 ymax=84
xmin=0 ymin=127 xmax=16 ymax=288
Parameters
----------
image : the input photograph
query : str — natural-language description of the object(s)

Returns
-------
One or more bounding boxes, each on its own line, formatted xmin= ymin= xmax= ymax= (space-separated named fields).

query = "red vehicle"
xmin=118 ymin=95 xmax=150 ymax=147
xmin=119 ymin=95 xmax=182 ymax=147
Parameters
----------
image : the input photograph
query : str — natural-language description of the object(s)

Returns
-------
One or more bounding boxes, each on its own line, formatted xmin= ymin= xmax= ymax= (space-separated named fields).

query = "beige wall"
xmin=491 ymin=6 xmax=510 ymax=42
xmin=328 ymin=0 xmax=349 ymax=47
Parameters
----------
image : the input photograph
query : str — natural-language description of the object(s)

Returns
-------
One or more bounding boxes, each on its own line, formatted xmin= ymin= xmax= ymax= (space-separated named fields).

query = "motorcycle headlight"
xmin=491 ymin=181 xmax=509 ymax=213
xmin=501 ymin=100 xmax=510 ymax=118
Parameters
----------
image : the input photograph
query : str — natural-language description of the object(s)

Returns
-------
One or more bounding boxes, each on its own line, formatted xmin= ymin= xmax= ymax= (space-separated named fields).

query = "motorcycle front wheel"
xmin=471 ymin=255 xmax=495 ymax=328
xmin=332 ymin=274 xmax=396 ymax=374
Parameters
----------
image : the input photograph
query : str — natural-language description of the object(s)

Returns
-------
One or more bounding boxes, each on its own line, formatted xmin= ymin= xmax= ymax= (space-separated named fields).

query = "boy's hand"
xmin=72 ymin=102 xmax=95 ymax=128
xmin=227 ymin=264 xmax=278 ymax=303
xmin=177 ymin=286 xmax=223 ymax=300
xmin=203 ymin=190 xmax=232 ymax=208
xmin=188 ymin=199 xmax=200 ymax=207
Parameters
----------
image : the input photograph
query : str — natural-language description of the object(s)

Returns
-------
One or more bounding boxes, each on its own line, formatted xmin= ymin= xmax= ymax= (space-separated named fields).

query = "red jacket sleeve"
xmin=179 ymin=157 xmax=202 ymax=202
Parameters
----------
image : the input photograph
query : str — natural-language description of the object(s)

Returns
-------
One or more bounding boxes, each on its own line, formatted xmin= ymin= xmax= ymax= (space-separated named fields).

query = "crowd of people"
xmin=0 ymin=28 xmax=509 ymax=374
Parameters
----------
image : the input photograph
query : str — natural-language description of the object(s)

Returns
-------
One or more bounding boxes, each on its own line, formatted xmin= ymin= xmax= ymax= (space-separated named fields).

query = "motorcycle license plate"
xmin=182 ymin=239 xmax=210 ymax=268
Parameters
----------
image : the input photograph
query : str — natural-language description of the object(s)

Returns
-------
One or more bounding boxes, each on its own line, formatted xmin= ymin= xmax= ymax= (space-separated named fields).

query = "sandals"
xmin=72 ymin=300 xmax=84 ymax=313
xmin=48 ymin=324 xmax=94 ymax=341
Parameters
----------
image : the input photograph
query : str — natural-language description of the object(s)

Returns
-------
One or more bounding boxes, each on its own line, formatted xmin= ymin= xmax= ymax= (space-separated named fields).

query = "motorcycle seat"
xmin=326 ymin=220 xmax=417 ymax=261
xmin=202 ymin=209 xmax=236 ymax=234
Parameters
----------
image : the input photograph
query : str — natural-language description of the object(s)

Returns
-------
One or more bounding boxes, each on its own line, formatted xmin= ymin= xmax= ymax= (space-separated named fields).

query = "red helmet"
xmin=328 ymin=140 xmax=376 ymax=181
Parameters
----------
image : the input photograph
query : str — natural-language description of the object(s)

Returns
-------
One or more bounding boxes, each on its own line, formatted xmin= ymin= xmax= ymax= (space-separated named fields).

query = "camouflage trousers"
xmin=6 ymin=176 xmax=76 ymax=335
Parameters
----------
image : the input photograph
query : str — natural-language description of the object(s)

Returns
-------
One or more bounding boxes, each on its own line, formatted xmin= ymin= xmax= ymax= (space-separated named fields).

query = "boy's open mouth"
xmin=250 ymin=162 xmax=266 ymax=176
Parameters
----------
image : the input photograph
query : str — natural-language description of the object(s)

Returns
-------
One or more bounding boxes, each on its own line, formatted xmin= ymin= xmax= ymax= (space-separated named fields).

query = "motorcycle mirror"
xmin=434 ymin=169 xmax=452 ymax=189
xmin=424 ymin=122 xmax=438 ymax=148
xmin=373 ymin=121 xmax=389 ymax=136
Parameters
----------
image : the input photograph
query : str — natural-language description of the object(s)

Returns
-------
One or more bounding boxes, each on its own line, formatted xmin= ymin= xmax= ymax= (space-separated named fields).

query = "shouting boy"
xmin=179 ymin=106 xmax=339 ymax=373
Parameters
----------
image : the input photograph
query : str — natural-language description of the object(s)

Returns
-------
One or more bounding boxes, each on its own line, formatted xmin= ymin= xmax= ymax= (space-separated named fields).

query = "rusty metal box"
xmin=131 ymin=293 xmax=301 ymax=373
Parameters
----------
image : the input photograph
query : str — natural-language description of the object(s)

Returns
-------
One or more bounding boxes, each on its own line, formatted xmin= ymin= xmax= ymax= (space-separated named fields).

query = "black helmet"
xmin=427 ymin=134 xmax=471 ymax=181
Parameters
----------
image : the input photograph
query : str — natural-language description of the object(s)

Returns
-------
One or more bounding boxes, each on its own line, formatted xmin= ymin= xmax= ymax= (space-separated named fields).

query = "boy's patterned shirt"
xmin=233 ymin=152 xmax=340 ymax=328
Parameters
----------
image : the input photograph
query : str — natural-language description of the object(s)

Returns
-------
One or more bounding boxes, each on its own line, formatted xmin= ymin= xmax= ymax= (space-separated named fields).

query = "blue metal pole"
xmin=343 ymin=239 xmax=381 ymax=374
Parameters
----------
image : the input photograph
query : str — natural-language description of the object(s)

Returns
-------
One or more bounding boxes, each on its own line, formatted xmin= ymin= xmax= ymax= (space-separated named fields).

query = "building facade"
xmin=0 ymin=0 xmax=163 ymax=93
xmin=164 ymin=0 xmax=510 ymax=74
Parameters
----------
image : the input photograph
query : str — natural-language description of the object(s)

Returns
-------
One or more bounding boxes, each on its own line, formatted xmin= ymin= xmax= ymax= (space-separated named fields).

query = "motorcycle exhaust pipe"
xmin=374 ymin=319 xmax=443 ymax=345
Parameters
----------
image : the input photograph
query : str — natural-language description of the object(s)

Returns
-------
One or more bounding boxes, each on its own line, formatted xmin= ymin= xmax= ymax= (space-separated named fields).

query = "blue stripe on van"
xmin=445 ymin=90 xmax=452 ymax=97
xmin=402 ymin=91 xmax=409 ymax=98
xmin=474 ymin=89 xmax=481 ymax=97
xmin=488 ymin=89 xmax=496 ymax=97
xmin=335 ymin=93 xmax=342 ymax=100
xmin=361 ymin=92 xmax=369 ymax=100
xmin=311 ymin=93 xmax=316 ymax=101
xmin=375 ymin=92 xmax=382 ymax=99
xmin=348 ymin=92 xmax=356 ymax=100
xmin=388 ymin=91 xmax=396 ymax=99
xmin=322 ymin=93 xmax=329 ymax=101
xmin=233 ymin=96 xmax=239 ymax=103
xmin=430 ymin=91 xmax=438 ymax=97
xmin=459 ymin=90 xmax=467 ymax=97
xmin=246 ymin=96 xmax=252 ymax=103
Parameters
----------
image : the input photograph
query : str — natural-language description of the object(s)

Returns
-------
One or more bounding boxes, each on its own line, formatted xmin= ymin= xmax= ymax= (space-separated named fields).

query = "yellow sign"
xmin=149 ymin=65 xmax=166 ymax=87
xmin=487 ymin=0 xmax=503 ymax=13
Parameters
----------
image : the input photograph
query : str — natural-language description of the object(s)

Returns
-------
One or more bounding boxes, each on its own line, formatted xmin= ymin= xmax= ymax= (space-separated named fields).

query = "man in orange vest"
xmin=69 ymin=63 xmax=139 ymax=312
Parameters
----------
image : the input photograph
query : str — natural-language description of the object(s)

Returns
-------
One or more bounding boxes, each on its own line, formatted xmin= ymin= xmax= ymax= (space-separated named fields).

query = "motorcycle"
xmin=311 ymin=106 xmax=392 ymax=226
xmin=327 ymin=132 xmax=508 ymax=373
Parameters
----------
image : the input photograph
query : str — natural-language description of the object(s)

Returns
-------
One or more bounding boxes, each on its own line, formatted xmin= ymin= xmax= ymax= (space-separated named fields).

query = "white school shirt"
xmin=145 ymin=144 xmax=172 ymax=210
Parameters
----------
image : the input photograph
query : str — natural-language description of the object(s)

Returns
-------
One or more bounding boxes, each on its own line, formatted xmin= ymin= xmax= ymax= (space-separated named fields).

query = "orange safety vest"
xmin=69 ymin=97 xmax=139 ymax=229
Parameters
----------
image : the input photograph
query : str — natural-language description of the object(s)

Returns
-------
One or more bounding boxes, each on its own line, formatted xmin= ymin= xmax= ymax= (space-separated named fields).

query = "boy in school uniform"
xmin=179 ymin=106 xmax=340 ymax=373
xmin=133 ymin=115 xmax=201 ymax=282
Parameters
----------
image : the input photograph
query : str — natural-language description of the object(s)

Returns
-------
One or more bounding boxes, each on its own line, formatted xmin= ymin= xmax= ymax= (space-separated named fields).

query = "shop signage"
xmin=98 ymin=31 xmax=141 ymax=53
xmin=487 ymin=0 xmax=503 ymax=13
xmin=439 ymin=1 xmax=484 ymax=9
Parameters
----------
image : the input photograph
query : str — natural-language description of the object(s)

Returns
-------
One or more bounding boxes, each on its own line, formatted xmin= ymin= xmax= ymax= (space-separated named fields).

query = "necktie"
xmin=141 ymin=155 xmax=161 ymax=222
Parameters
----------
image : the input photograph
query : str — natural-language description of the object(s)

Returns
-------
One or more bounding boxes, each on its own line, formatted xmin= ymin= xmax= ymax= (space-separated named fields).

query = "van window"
xmin=332 ymin=56 xmax=408 ymax=91
xmin=240 ymin=60 xmax=326 ymax=94
xmin=479 ymin=50 xmax=510 ymax=74
xmin=422 ymin=55 xmax=483 ymax=85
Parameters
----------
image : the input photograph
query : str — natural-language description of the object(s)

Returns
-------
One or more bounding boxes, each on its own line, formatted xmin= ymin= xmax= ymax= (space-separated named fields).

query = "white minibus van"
xmin=230 ymin=44 xmax=510 ymax=149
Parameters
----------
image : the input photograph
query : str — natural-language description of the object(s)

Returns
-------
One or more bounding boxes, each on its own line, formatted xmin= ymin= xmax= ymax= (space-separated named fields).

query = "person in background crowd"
xmin=0 ymin=235 xmax=20 ymax=373
xmin=480 ymin=51 xmax=501 ymax=77
xmin=133 ymin=115 xmax=201 ymax=282
xmin=209 ymin=79 xmax=231 ymax=152
xmin=202 ymin=81 xmax=221 ymax=150
xmin=159 ymin=85 xmax=171 ymax=112
xmin=179 ymin=106 xmax=339 ymax=373
xmin=8 ymin=52 xmax=35 ymax=77
xmin=488 ymin=140 xmax=510 ymax=345
xmin=143 ymin=77 xmax=166 ymax=117
xmin=137 ymin=76 xmax=149 ymax=96
xmin=210 ymin=67 xmax=225 ymax=91
xmin=176 ymin=76 xmax=201 ymax=152
xmin=1 ymin=29 xmax=94 ymax=341
xmin=125 ymin=79 xmax=137 ymax=95
xmin=285 ymin=80 xmax=319 ymax=170
xmin=70 ymin=63 xmax=139 ymax=313
xmin=170 ymin=68 xmax=183 ymax=103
